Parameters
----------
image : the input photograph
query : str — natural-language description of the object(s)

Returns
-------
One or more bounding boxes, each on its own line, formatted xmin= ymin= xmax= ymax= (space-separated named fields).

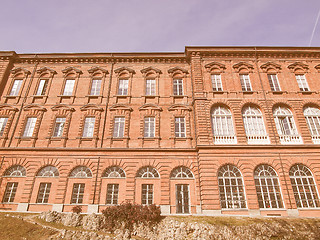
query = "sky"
xmin=0 ymin=0 xmax=320 ymax=53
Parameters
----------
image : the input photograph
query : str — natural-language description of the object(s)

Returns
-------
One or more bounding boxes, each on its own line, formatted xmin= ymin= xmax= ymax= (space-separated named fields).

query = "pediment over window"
xmin=80 ymin=104 xmax=104 ymax=112
xmin=88 ymin=66 xmax=109 ymax=75
xmin=23 ymin=104 xmax=47 ymax=112
xmin=139 ymin=103 xmax=162 ymax=111
xmin=232 ymin=62 xmax=254 ymax=73
xmin=0 ymin=104 xmax=18 ymax=112
xmin=140 ymin=66 xmax=162 ymax=75
xmin=260 ymin=62 xmax=281 ymax=72
xmin=10 ymin=67 xmax=31 ymax=77
xmin=314 ymin=64 xmax=320 ymax=72
xmin=168 ymin=104 xmax=192 ymax=111
xmin=168 ymin=67 xmax=188 ymax=77
xmin=51 ymin=104 xmax=75 ymax=112
xmin=109 ymin=104 xmax=133 ymax=112
xmin=287 ymin=62 xmax=309 ymax=72
xmin=204 ymin=62 xmax=226 ymax=73
xmin=114 ymin=67 xmax=135 ymax=75
xmin=36 ymin=67 xmax=57 ymax=75
xmin=62 ymin=66 xmax=82 ymax=75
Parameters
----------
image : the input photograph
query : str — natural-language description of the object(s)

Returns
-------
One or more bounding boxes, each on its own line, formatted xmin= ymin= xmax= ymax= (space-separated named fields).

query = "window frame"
xmin=2 ymin=182 xmax=18 ymax=203
xmin=106 ymin=183 xmax=119 ymax=205
xmin=174 ymin=117 xmax=186 ymax=138
xmin=35 ymin=78 xmax=49 ymax=96
xmin=90 ymin=78 xmax=102 ymax=96
xmin=52 ymin=117 xmax=66 ymax=137
xmin=145 ymin=78 xmax=156 ymax=96
xmin=36 ymin=182 xmax=52 ymax=204
xmin=82 ymin=116 xmax=96 ymax=138
xmin=267 ymin=74 xmax=281 ymax=91
xmin=62 ymin=79 xmax=76 ymax=96
xmin=211 ymin=74 xmax=223 ymax=91
xmin=173 ymin=79 xmax=184 ymax=96
xmin=23 ymin=117 xmax=37 ymax=137
xmin=239 ymin=74 xmax=252 ymax=91
xmin=141 ymin=184 xmax=153 ymax=205
xmin=295 ymin=74 xmax=310 ymax=91
xmin=0 ymin=117 xmax=9 ymax=137
xmin=71 ymin=183 xmax=85 ymax=204
xmin=113 ymin=117 xmax=125 ymax=138
xmin=144 ymin=117 xmax=155 ymax=138
xmin=117 ymin=79 xmax=129 ymax=96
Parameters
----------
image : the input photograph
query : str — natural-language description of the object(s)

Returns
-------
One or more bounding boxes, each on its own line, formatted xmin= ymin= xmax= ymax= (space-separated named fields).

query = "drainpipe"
xmin=8 ymin=55 xmax=39 ymax=147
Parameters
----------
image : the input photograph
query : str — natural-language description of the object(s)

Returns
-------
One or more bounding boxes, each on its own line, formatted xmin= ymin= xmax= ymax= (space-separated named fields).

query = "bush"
xmin=72 ymin=206 xmax=82 ymax=214
xmin=102 ymin=202 xmax=161 ymax=234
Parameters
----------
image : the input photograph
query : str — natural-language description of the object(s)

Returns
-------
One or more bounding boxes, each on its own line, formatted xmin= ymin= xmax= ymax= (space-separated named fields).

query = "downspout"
xmin=189 ymin=52 xmax=203 ymax=214
xmin=8 ymin=55 xmax=39 ymax=147
xmin=92 ymin=157 xmax=101 ymax=204
xmin=254 ymin=47 xmax=293 ymax=209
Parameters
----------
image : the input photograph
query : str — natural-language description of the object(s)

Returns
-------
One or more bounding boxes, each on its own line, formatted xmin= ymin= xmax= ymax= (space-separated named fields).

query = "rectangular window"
xmin=90 ymin=79 xmax=102 ymax=96
xmin=268 ymin=74 xmax=281 ymax=91
xmin=63 ymin=79 xmax=75 ymax=96
xmin=82 ymin=117 xmax=95 ymax=138
xmin=113 ymin=117 xmax=125 ymax=138
xmin=141 ymin=184 xmax=153 ymax=205
xmin=0 ymin=117 xmax=8 ymax=137
xmin=211 ymin=74 xmax=223 ymax=91
xmin=146 ymin=79 xmax=156 ymax=96
xmin=175 ymin=117 xmax=186 ymax=138
xmin=173 ymin=79 xmax=184 ymax=95
xmin=52 ymin=117 xmax=66 ymax=137
xmin=36 ymin=183 xmax=51 ymax=204
xmin=23 ymin=117 xmax=37 ymax=137
xmin=36 ymin=79 xmax=48 ymax=96
xmin=106 ymin=184 xmax=119 ymax=205
xmin=295 ymin=75 xmax=310 ymax=91
xmin=176 ymin=184 xmax=190 ymax=214
xmin=118 ymin=79 xmax=128 ymax=95
xmin=2 ymin=182 xmax=18 ymax=203
xmin=144 ymin=117 xmax=155 ymax=138
xmin=9 ymin=80 xmax=23 ymax=96
xmin=71 ymin=183 xmax=85 ymax=204
xmin=240 ymin=74 xmax=252 ymax=91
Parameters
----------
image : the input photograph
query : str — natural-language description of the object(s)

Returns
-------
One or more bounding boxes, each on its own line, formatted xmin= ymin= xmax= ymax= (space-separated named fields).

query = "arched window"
xmin=170 ymin=166 xmax=194 ymax=179
xmin=242 ymin=106 xmax=269 ymax=144
xmin=211 ymin=106 xmax=236 ymax=144
xmin=103 ymin=166 xmax=126 ymax=178
xmin=289 ymin=164 xmax=320 ymax=208
xmin=254 ymin=165 xmax=283 ymax=208
xmin=136 ymin=166 xmax=159 ymax=178
xmin=70 ymin=166 xmax=92 ymax=178
xmin=304 ymin=106 xmax=320 ymax=144
xmin=273 ymin=106 xmax=302 ymax=144
xmin=218 ymin=165 xmax=246 ymax=209
xmin=37 ymin=166 xmax=59 ymax=177
xmin=4 ymin=165 xmax=26 ymax=177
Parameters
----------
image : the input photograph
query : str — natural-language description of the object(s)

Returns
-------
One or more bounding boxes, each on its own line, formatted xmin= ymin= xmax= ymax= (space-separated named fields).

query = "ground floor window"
xmin=36 ymin=183 xmax=52 ymax=203
xmin=176 ymin=184 xmax=190 ymax=214
xmin=2 ymin=182 xmax=18 ymax=203
xmin=106 ymin=184 xmax=119 ymax=205
xmin=141 ymin=184 xmax=153 ymax=205
xmin=71 ymin=183 xmax=85 ymax=204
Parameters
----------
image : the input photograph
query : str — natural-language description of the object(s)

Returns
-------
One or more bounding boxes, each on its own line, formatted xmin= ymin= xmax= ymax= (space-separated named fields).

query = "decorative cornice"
xmin=260 ymin=62 xmax=282 ymax=72
xmin=114 ymin=66 xmax=135 ymax=74
xmin=168 ymin=104 xmax=192 ymax=111
xmin=139 ymin=104 xmax=162 ymax=111
xmin=62 ymin=66 xmax=82 ymax=75
xmin=232 ymin=62 xmax=254 ymax=72
xmin=140 ymin=66 xmax=162 ymax=74
xmin=168 ymin=67 xmax=188 ymax=74
xmin=109 ymin=104 xmax=133 ymax=112
xmin=0 ymin=104 xmax=19 ymax=112
xmin=10 ymin=67 xmax=31 ymax=76
xmin=287 ymin=62 xmax=309 ymax=72
xmin=88 ymin=66 xmax=109 ymax=75
xmin=51 ymin=104 xmax=75 ymax=112
xmin=36 ymin=67 xmax=57 ymax=75
xmin=23 ymin=104 xmax=47 ymax=112
xmin=80 ymin=104 xmax=104 ymax=112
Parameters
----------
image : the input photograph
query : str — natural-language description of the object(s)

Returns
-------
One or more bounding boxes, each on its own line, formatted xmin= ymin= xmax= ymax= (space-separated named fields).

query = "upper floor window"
xmin=63 ymin=79 xmax=75 ymax=96
xmin=273 ymin=106 xmax=302 ymax=144
xmin=23 ymin=117 xmax=37 ymax=137
xmin=170 ymin=166 xmax=193 ymax=179
xmin=304 ymin=107 xmax=320 ymax=144
xmin=268 ymin=74 xmax=281 ymax=91
xmin=70 ymin=166 xmax=92 ymax=178
xmin=218 ymin=165 xmax=246 ymax=209
xmin=82 ymin=117 xmax=95 ymax=138
xmin=0 ymin=117 xmax=8 ymax=137
xmin=211 ymin=74 xmax=223 ymax=91
xmin=103 ymin=166 xmax=126 ymax=178
xmin=90 ymin=79 xmax=102 ymax=96
xmin=118 ymin=79 xmax=128 ymax=95
xmin=136 ymin=166 xmax=159 ymax=178
xmin=52 ymin=117 xmax=66 ymax=137
xmin=295 ymin=75 xmax=309 ymax=91
xmin=37 ymin=166 xmax=59 ymax=177
xmin=4 ymin=165 xmax=26 ymax=177
xmin=36 ymin=79 xmax=48 ymax=96
xmin=113 ymin=117 xmax=125 ymax=138
xmin=9 ymin=80 xmax=23 ymax=96
xmin=254 ymin=165 xmax=283 ymax=209
xmin=242 ymin=106 xmax=269 ymax=144
xmin=175 ymin=117 xmax=186 ymax=138
xmin=211 ymin=106 xmax=236 ymax=144
xmin=289 ymin=164 xmax=320 ymax=208
xmin=144 ymin=117 xmax=155 ymax=138
xmin=146 ymin=79 xmax=156 ymax=96
xmin=173 ymin=79 xmax=184 ymax=96
xmin=240 ymin=74 xmax=252 ymax=91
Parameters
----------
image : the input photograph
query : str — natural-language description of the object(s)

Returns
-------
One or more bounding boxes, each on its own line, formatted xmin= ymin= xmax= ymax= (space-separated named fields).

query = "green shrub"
xmin=102 ymin=202 xmax=161 ymax=234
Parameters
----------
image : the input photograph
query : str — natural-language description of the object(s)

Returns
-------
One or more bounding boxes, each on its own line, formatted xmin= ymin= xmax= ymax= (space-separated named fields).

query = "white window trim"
xmin=113 ymin=117 xmax=125 ymax=138
xmin=211 ymin=74 xmax=223 ymax=91
xmin=240 ymin=74 xmax=252 ymax=91
xmin=82 ymin=117 xmax=95 ymax=138
xmin=295 ymin=74 xmax=310 ymax=91
xmin=267 ymin=74 xmax=281 ymax=91
xmin=23 ymin=117 xmax=37 ymax=137
xmin=144 ymin=117 xmax=155 ymax=138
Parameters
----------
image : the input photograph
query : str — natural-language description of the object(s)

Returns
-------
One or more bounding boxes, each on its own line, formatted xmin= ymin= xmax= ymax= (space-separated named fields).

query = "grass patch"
xmin=0 ymin=213 xmax=56 ymax=240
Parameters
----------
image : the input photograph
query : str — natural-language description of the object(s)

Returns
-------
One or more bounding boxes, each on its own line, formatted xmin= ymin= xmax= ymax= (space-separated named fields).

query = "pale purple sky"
xmin=1 ymin=0 xmax=320 ymax=53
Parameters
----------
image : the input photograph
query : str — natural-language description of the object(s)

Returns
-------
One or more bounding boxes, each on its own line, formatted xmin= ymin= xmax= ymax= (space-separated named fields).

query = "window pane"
xmin=240 ymin=75 xmax=252 ymax=91
xmin=82 ymin=117 xmax=95 ymax=137
xmin=113 ymin=117 xmax=125 ymax=138
xmin=268 ymin=74 xmax=281 ymax=91
xmin=90 ymin=79 xmax=102 ymax=95
xmin=146 ymin=79 xmax=156 ymax=95
xmin=52 ymin=117 xmax=66 ymax=137
xmin=142 ymin=184 xmax=153 ymax=205
xmin=295 ymin=75 xmax=309 ymax=91
xmin=211 ymin=74 xmax=223 ymax=91
xmin=36 ymin=79 xmax=48 ymax=95
xmin=106 ymin=184 xmax=119 ymax=205
xmin=173 ymin=79 xmax=183 ymax=95
xmin=118 ymin=79 xmax=128 ymax=95
xmin=0 ymin=117 xmax=8 ymax=137
xmin=2 ymin=182 xmax=18 ymax=203
xmin=10 ymin=80 xmax=23 ymax=96
xmin=23 ymin=117 xmax=37 ymax=137
xmin=71 ymin=183 xmax=85 ymax=204
xmin=63 ymin=79 xmax=75 ymax=96
xmin=144 ymin=117 xmax=155 ymax=137
xmin=175 ymin=117 xmax=186 ymax=137
xmin=36 ymin=183 xmax=52 ymax=203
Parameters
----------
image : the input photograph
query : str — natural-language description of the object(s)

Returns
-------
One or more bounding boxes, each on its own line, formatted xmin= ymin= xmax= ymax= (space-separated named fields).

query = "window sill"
xmin=298 ymin=91 xmax=316 ymax=94
xmin=211 ymin=90 xmax=226 ymax=94
xmin=142 ymin=95 xmax=160 ymax=98
xmin=115 ymin=95 xmax=131 ymax=98
xmin=138 ymin=137 xmax=161 ymax=140
xmin=3 ymin=95 xmax=18 ymax=99
xmin=169 ymin=137 xmax=192 ymax=140
xmin=76 ymin=137 xmax=97 ymax=141
xmin=242 ymin=91 xmax=257 ymax=94
xmin=57 ymin=95 xmax=75 ymax=98
xmin=170 ymin=95 xmax=187 ymax=98
xmin=31 ymin=95 xmax=48 ymax=98
xmin=268 ymin=91 xmax=287 ymax=94
xmin=86 ymin=95 xmax=103 ymax=98
xmin=109 ymin=137 xmax=130 ymax=141
xmin=15 ymin=136 xmax=37 ymax=140
xmin=46 ymin=137 xmax=67 ymax=141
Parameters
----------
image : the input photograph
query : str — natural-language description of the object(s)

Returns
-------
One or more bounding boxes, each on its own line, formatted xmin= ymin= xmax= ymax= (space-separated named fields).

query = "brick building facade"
xmin=0 ymin=47 xmax=320 ymax=217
